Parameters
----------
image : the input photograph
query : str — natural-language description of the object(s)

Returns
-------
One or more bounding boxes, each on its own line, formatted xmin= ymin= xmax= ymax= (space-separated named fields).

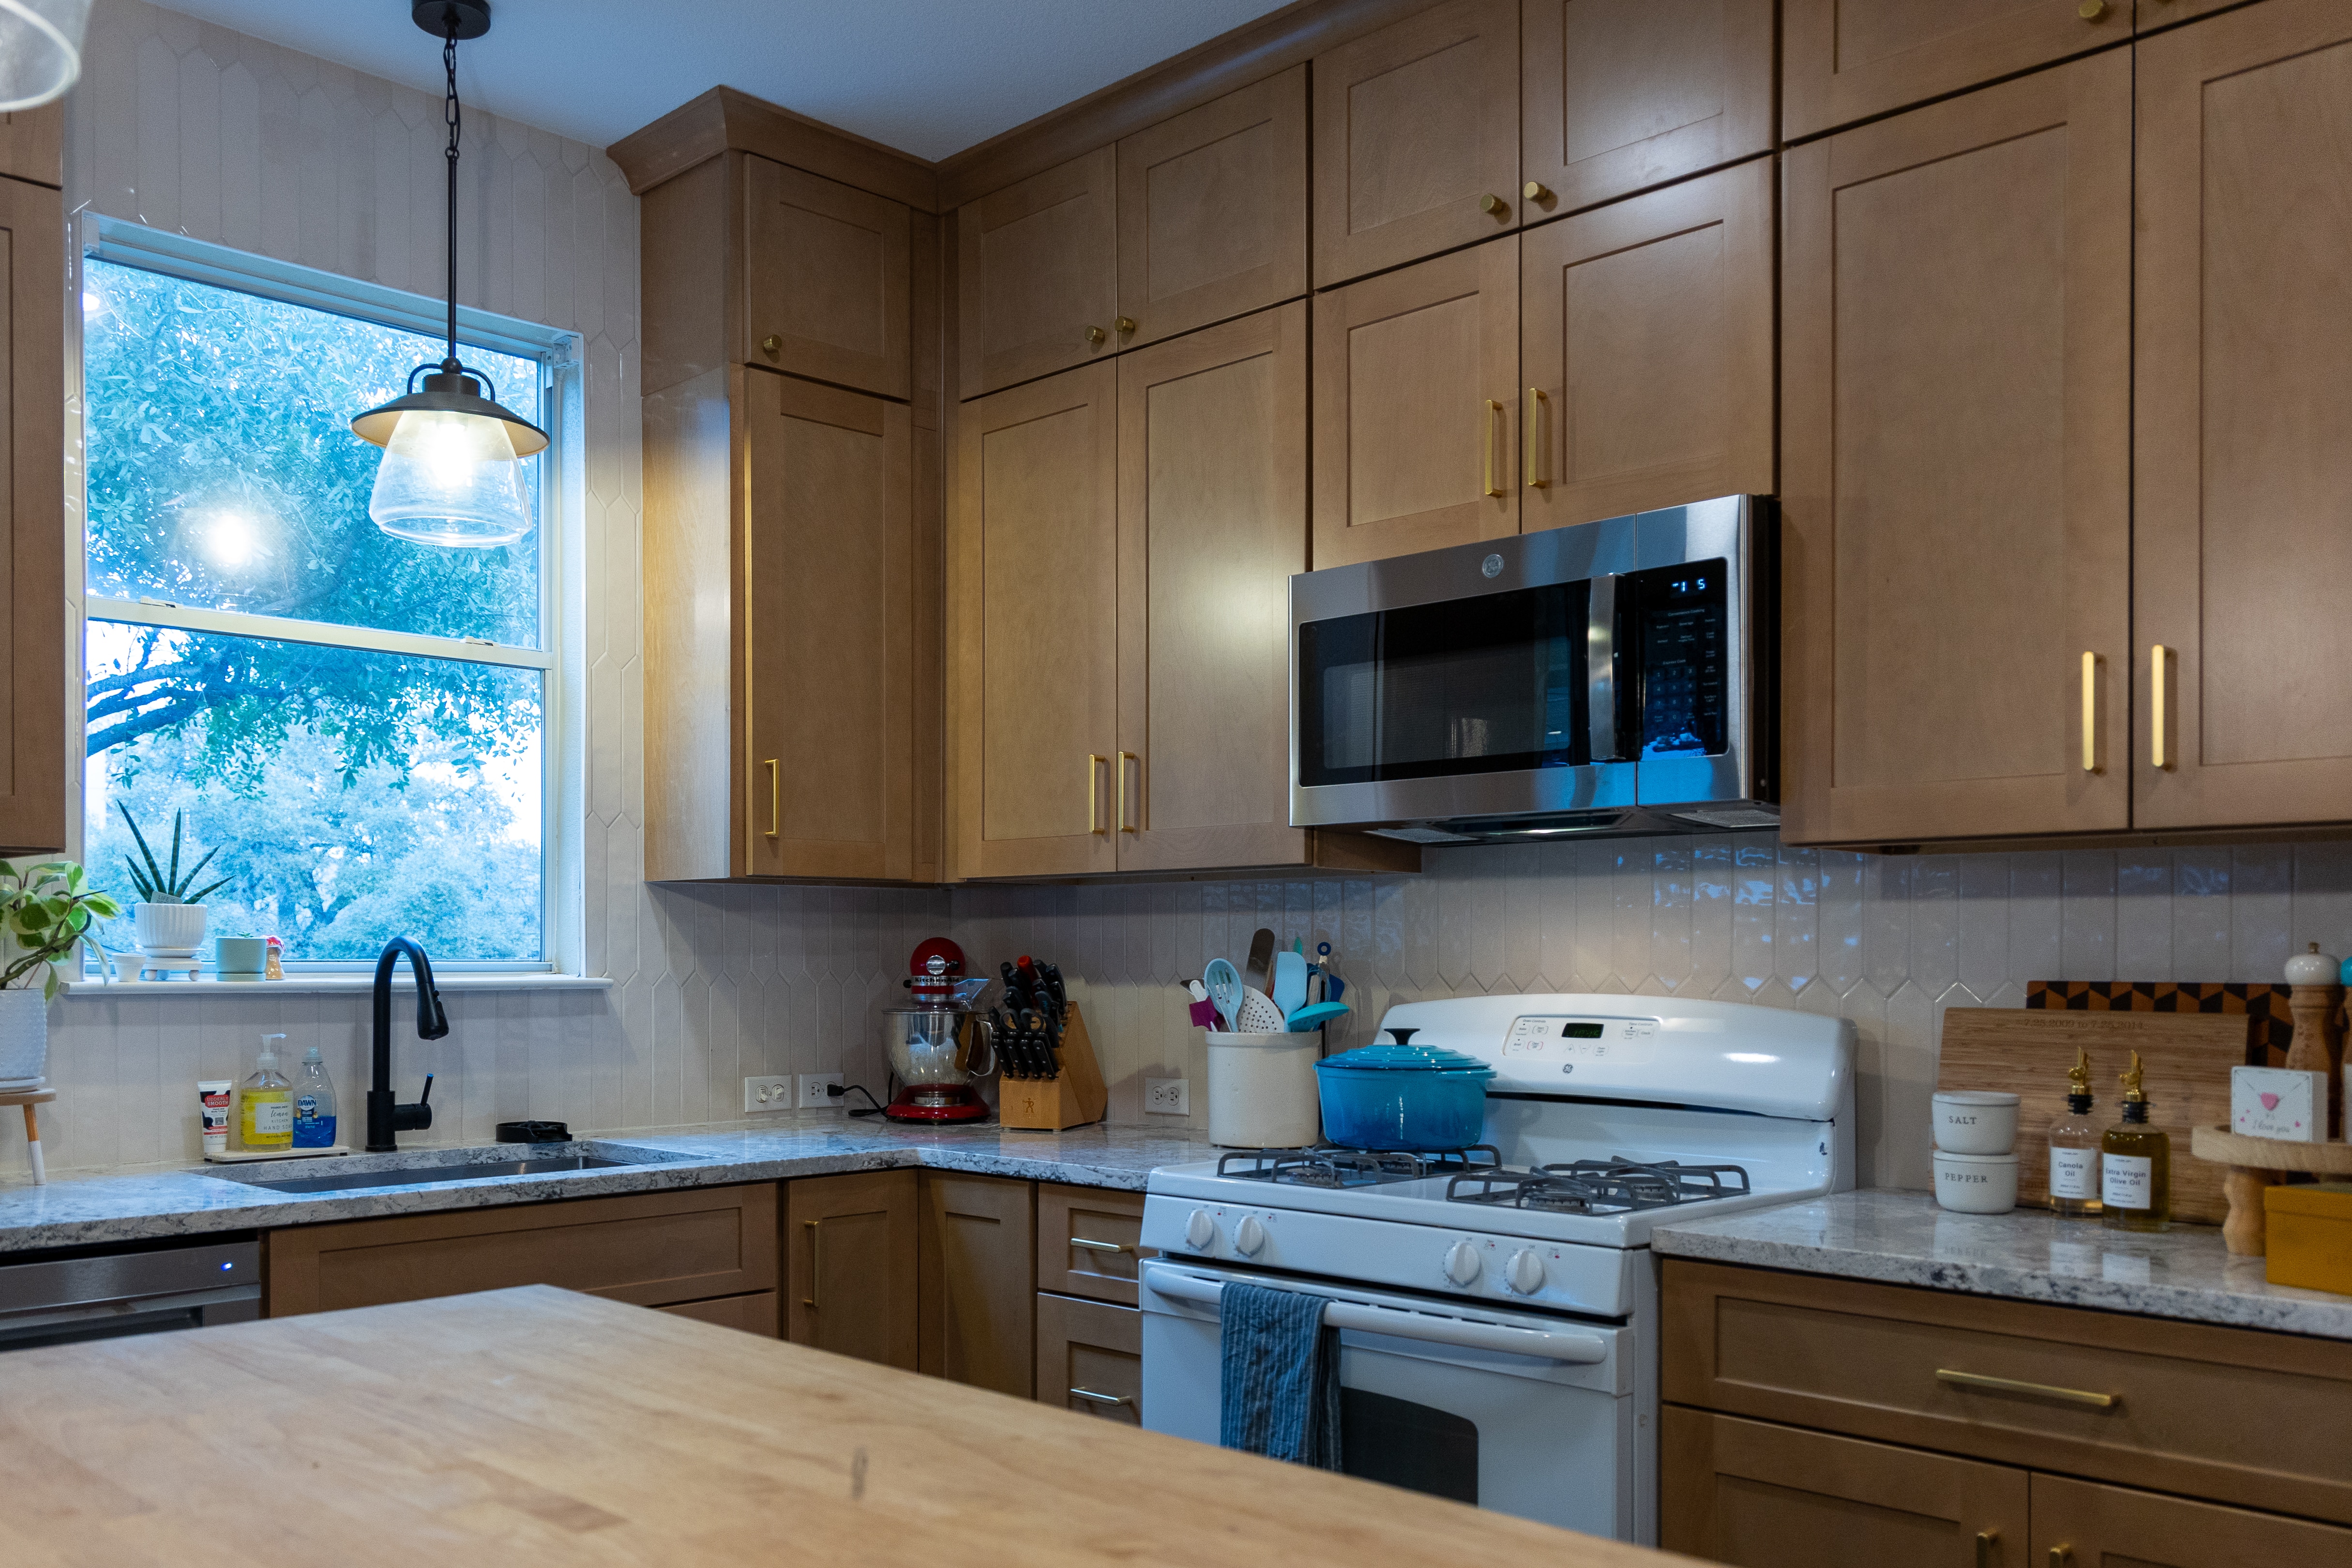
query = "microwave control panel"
xmin=1629 ymin=559 xmax=1727 ymax=759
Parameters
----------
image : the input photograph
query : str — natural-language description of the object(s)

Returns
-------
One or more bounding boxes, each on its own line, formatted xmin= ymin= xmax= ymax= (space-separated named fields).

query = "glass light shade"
xmin=366 ymin=407 xmax=534 ymax=547
xmin=0 ymin=0 xmax=90 ymax=111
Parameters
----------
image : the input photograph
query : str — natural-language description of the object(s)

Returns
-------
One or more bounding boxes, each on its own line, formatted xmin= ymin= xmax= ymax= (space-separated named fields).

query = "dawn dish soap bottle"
xmin=239 ymin=1034 xmax=294 ymax=1151
xmin=292 ymin=1045 xmax=338 ymax=1149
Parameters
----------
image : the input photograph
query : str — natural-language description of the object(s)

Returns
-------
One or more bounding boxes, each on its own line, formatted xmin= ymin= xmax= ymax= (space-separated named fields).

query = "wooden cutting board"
xmin=1938 ymin=1008 xmax=2254 ymax=1224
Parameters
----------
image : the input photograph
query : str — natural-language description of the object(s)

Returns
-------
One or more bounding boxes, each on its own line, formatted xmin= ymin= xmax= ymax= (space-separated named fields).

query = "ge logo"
xmin=1560 ymin=1063 xmax=1575 ymax=1074
xmin=1481 ymin=554 xmax=1505 ymax=578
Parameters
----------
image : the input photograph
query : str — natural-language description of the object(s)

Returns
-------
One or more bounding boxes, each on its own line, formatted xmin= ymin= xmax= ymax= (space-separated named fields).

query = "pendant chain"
xmin=441 ymin=18 xmax=461 ymax=367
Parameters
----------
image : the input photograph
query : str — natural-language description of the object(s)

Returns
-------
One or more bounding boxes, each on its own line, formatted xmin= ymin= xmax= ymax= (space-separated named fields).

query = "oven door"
xmin=1139 ymin=1259 xmax=1643 ymax=1543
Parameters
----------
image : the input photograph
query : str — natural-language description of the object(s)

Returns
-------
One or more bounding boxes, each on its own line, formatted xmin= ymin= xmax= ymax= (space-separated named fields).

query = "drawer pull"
xmin=802 ymin=1220 xmax=821 ymax=1311
xmin=1977 ymin=1531 xmax=1997 ymax=1568
xmin=2050 ymin=1549 xmax=2071 ymax=1568
xmin=1936 ymin=1368 xmax=2117 ymax=1409
xmin=1069 ymin=1386 xmax=1128 ymax=1406
xmin=1070 ymin=1236 xmax=1131 ymax=1254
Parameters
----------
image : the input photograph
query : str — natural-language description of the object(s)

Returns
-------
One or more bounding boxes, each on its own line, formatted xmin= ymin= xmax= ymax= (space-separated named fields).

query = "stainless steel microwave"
xmin=1289 ymin=496 xmax=1777 ymax=843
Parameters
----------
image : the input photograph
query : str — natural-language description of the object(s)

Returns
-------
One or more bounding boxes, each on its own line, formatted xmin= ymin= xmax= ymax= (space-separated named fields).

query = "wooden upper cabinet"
xmin=1783 ymin=0 xmax=2130 ymax=141
xmin=0 ymin=174 xmax=61 ymax=856
xmin=2133 ymin=0 xmax=2352 ymax=832
xmin=0 ymin=106 xmax=60 ymax=188
xmin=786 ymin=1170 xmax=917 ymax=1371
xmin=1115 ymin=66 xmax=1307 ymax=350
xmin=950 ymin=362 xmax=1120 ymax=877
xmin=1520 ymin=154 xmax=1773 ymax=531
xmin=2031 ymin=1474 xmax=2352 ymax=1568
xmin=1520 ymin=0 xmax=1773 ymax=219
xmin=743 ymin=156 xmax=910 ymax=400
xmin=1312 ymin=237 xmax=1519 ymax=569
xmin=958 ymin=147 xmax=1117 ymax=399
xmin=1780 ymin=56 xmax=2132 ymax=847
xmin=1116 ymin=303 xmax=1308 ymax=872
xmin=1312 ymin=0 xmax=1520 ymax=287
xmin=744 ymin=372 xmax=915 ymax=879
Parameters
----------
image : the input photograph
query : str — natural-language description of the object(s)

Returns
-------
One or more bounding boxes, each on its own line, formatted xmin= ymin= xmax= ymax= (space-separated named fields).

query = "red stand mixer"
xmin=880 ymin=937 xmax=995 ymax=1123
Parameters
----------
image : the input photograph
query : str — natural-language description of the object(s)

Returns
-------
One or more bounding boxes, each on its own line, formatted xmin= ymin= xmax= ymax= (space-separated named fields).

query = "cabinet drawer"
xmin=1036 ymin=1291 xmax=1141 ymax=1424
xmin=267 ymin=1184 xmax=779 ymax=1317
xmin=658 ymin=1290 xmax=780 ymax=1337
xmin=1662 ymin=1261 xmax=2352 ymax=1526
xmin=1037 ymin=1183 xmax=1148 ymax=1305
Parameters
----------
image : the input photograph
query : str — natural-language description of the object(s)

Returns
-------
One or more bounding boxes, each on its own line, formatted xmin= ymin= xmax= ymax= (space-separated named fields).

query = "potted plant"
xmin=119 ymin=806 xmax=231 ymax=963
xmin=0 ymin=860 xmax=121 ymax=1084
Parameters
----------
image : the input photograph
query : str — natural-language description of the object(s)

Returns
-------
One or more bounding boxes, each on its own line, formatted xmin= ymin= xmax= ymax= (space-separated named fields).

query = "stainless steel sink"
xmin=230 ymin=1156 xmax=637 ymax=1194
xmin=203 ymin=1142 xmax=684 ymax=1196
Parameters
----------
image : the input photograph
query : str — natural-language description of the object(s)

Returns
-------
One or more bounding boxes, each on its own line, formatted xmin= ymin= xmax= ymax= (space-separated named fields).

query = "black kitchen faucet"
xmin=367 ymin=936 xmax=449 ymax=1152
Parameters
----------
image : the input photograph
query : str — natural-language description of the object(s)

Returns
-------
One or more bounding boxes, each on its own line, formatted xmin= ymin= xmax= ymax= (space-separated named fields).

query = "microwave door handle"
xmin=1140 ymin=1263 xmax=1608 ymax=1365
xmin=1587 ymin=573 xmax=1622 ymax=763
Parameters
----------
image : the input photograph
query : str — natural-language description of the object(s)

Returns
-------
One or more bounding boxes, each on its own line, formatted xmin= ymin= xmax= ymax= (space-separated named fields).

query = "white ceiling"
xmin=147 ymin=0 xmax=1297 ymax=163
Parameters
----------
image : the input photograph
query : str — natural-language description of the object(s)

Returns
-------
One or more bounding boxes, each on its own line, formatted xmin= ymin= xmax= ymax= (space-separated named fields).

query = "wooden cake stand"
xmin=2189 ymin=1124 xmax=2352 ymax=1255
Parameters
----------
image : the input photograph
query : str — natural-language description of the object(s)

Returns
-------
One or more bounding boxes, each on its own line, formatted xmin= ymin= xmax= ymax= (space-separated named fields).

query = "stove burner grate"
xmin=1445 ymin=1156 xmax=1752 ymax=1215
xmin=1216 ymin=1144 xmax=1503 ymax=1189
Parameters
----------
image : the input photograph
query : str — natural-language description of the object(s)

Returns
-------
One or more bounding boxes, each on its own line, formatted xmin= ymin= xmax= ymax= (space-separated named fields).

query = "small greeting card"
xmin=2231 ymin=1065 xmax=2327 ymax=1142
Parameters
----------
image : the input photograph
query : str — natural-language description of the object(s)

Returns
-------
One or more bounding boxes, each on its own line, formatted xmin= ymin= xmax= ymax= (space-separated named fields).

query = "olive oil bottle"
xmin=2100 ymin=1050 xmax=2171 ymax=1232
xmin=2047 ymin=1047 xmax=2102 ymax=1218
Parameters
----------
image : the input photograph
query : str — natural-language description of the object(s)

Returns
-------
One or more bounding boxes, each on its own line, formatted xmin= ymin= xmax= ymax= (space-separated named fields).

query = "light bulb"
xmin=368 ymin=407 xmax=534 ymax=548
xmin=207 ymin=511 xmax=256 ymax=567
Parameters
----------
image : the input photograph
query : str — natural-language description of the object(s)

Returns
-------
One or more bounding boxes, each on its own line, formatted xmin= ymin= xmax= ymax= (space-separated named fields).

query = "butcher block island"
xmin=0 ymin=1286 xmax=1688 ymax=1568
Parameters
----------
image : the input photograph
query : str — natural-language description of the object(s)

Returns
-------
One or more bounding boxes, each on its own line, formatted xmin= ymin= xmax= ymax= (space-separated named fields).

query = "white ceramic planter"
xmin=0 ymin=986 xmax=48 ymax=1084
xmin=133 ymin=901 xmax=208 ymax=957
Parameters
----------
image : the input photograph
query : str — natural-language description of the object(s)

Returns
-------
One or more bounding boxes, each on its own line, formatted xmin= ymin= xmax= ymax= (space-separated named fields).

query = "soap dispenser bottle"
xmin=239 ymin=1034 xmax=294 ymax=1151
xmin=2047 ymin=1047 xmax=2102 ymax=1218
xmin=2100 ymin=1050 xmax=2171 ymax=1232
xmin=291 ymin=1045 xmax=337 ymax=1149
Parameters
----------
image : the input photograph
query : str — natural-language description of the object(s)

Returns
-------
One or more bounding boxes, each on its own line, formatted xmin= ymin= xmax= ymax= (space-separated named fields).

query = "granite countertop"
xmin=1652 ymin=1188 xmax=2352 ymax=1341
xmin=0 ymin=1116 xmax=1215 ymax=1255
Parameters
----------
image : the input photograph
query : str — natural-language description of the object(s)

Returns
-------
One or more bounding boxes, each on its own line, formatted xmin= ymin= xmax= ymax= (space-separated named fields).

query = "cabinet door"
xmin=1115 ymin=303 xmax=1307 ymax=872
xmin=1036 ymin=1182 xmax=1147 ymax=1307
xmin=2133 ymin=0 xmax=2352 ymax=831
xmin=1036 ymin=1292 xmax=1142 ymax=1424
xmin=744 ymin=372 xmax=914 ymax=879
xmin=743 ymin=156 xmax=910 ymax=401
xmin=1661 ymin=1406 xmax=2029 ymax=1568
xmin=917 ymin=1172 xmax=1034 ymax=1396
xmin=950 ymin=362 xmax=1120 ymax=878
xmin=1780 ymin=57 xmax=2131 ymax=846
xmin=786 ymin=1169 xmax=917 ymax=1370
xmin=1520 ymin=154 xmax=1772 ymax=530
xmin=958 ymin=146 xmax=1117 ymax=399
xmin=1520 ymin=0 xmax=1773 ymax=219
xmin=0 ymin=106 xmax=59 ymax=188
xmin=1312 ymin=0 xmax=1519 ymax=287
xmin=2032 ymin=1474 xmax=2352 ymax=1568
xmin=1311 ymin=238 xmax=1519 ymax=569
xmin=1783 ymin=0 xmax=2129 ymax=141
xmin=0 ymin=174 xmax=60 ymax=855
xmin=1115 ymin=65 xmax=1307 ymax=351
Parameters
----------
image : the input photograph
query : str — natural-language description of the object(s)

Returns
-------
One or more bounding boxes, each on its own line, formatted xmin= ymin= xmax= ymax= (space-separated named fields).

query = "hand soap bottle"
xmin=292 ymin=1044 xmax=337 ymax=1148
xmin=238 ymin=1034 xmax=294 ymax=1151
xmin=2100 ymin=1050 xmax=2171 ymax=1232
xmin=2047 ymin=1047 xmax=2102 ymax=1218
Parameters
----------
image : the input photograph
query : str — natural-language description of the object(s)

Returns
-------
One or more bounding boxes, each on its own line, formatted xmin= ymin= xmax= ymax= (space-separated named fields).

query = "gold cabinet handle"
xmin=1478 ymin=192 xmax=1508 ymax=216
xmin=760 ymin=333 xmax=782 ymax=354
xmin=1070 ymin=1236 xmax=1131 ymax=1254
xmin=1068 ymin=1387 xmax=1128 ymax=1405
xmin=2080 ymin=652 xmax=2099 ymax=774
xmin=802 ymin=1219 xmax=821 ymax=1310
xmin=764 ymin=758 xmax=781 ymax=839
xmin=1116 ymin=751 xmax=1139 ymax=833
xmin=1086 ymin=754 xmax=1106 ymax=834
xmin=1936 ymin=1369 xmax=2117 ymax=1409
xmin=2077 ymin=0 xmax=2106 ymax=18
xmin=1113 ymin=316 xmax=1136 ymax=334
xmin=1085 ymin=324 xmax=1106 ymax=345
xmin=1481 ymin=399 xmax=1506 ymax=498
xmin=2150 ymin=644 xmax=2171 ymax=770
xmin=2049 ymin=1549 xmax=2071 ymax=1568
xmin=1523 ymin=180 xmax=1552 ymax=202
xmin=1976 ymin=1532 xmax=1997 ymax=1568
xmin=1525 ymin=388 xmax=1549 ymax=489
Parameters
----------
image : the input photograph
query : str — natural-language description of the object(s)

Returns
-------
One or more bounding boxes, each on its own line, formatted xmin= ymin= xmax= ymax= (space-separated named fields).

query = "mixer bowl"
xmin=883 ymin=1006 xmax=986 ymax=1087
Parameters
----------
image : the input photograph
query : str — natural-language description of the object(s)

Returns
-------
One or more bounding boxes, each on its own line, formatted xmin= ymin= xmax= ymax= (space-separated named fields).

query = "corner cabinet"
xmin=0 ymin=166 xmax=61 ymax=856
xmin=786 ymin=1169 xmax=918 ymax=1369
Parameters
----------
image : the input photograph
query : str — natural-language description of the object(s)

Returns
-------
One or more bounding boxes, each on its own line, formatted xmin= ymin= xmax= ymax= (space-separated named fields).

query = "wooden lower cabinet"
xmin=1036 ymin=1291 xmax=1141 ymax=1425
xmin=786 ymin=1169 xmax=917 ymax=1369
xmin=917 ymin=1171 xmax=1034 ymax=1396
xmin=1036 ymin=1181 xmax=1146 ymax=1306
xmin=2031 ymin=1473 xmax=2352 ymax=1568
xmin=265 ymin=1184 xmax=777 ymax=1330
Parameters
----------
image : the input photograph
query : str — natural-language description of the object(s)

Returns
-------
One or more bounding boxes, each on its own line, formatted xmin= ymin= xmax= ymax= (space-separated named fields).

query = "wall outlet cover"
xmin=1145 ymin=1077 xmax=1189 ymax=1116
xmin=743 ymin=1074 xmax=792 ymax=1114
xmin=797 ymin=1072 xmax=845 ymax=1110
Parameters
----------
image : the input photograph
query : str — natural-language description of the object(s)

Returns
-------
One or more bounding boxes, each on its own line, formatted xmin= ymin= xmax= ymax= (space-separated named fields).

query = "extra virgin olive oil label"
xmin=2101 ymin=1152 xmax=2153 ymax=1209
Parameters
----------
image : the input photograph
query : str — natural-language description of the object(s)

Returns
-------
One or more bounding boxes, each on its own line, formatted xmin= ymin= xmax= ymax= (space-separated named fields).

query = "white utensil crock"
xmin=134 ymin=901 xmax=207 ymax=957
xmin=1205 ymin=1030 xmax=1321 ymax=1147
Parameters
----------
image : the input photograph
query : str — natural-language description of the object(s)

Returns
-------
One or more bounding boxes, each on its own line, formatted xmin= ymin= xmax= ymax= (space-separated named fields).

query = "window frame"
xmin=70 ymin=216 xmax=584 ymax=975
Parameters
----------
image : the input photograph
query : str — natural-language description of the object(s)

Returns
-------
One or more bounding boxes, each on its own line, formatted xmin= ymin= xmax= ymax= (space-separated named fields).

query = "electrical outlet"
xmin=1145 ymin=1077 xmax=1190 ymax=1116
xmin=743 ymin=1075 xmax=792 ymax=1114
xmin=797 ymin=1072 xmax=844 ymax=1109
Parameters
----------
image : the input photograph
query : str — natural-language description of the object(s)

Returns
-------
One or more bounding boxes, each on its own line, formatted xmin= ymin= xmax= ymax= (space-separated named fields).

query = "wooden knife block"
xmin=997 ymin=1002 xmax=1109 ymax=1132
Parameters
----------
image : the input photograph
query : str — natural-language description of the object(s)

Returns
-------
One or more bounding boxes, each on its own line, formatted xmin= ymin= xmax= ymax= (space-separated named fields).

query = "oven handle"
xmin=1141 ymin=1263 xmax=1609 ymax=1365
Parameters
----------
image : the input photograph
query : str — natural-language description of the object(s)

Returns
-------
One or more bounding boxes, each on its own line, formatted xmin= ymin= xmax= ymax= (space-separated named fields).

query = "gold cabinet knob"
xmin=1523 ymin=181 xmax=1553 ymax=203
xmin=1478 ymin=192 xmax=1508 ymax=216
xmin=2077 ymin=0 xmax=2106 ymax=17
xmin=1113 ymin=316 xmax=1136 ymax=334
xmin=1085 ymin=325 xmax=1106 ymax=345
xmin=759 ymin=334 xmax=782 ymax=354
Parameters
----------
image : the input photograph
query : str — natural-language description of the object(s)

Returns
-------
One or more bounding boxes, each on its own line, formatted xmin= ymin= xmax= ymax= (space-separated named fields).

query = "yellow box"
xmin=2265 ymin=1182 xmax=2352 ymax=1296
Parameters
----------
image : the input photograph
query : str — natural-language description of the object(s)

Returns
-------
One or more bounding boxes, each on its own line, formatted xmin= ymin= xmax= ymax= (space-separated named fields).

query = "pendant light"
xmin=0 ymin=0 xmax=92 ymax=111
xmin=351 ymin=0 xmax=547 ymax=548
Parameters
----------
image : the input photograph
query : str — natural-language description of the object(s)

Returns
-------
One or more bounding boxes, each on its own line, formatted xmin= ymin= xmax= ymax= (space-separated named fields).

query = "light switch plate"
xmin=743 ymin=1074 xmax=792 ymax=1114
xmin=1145 ymin=1077 xmax=1189 ymax=1116
xmin=797 ymin=1072 xmax=844 ymax=1110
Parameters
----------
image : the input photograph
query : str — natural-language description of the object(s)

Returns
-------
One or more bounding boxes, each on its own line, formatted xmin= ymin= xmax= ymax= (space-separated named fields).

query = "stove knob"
xmin=1184 ymin=1208 xmax=1218 ymax=1251
xmin=1506 ymin=1248 xmax=1545 ymax=1295
xmin=1444 ymin=1240 xmax=1481 ymax=1287
xmin=1235 ymin=1216 xmax=1267 ymax=1257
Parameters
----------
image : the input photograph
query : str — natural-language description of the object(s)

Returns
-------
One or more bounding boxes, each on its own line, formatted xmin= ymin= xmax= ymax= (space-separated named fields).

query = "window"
xmin=77 ymin=238 xmax=566 ymax=967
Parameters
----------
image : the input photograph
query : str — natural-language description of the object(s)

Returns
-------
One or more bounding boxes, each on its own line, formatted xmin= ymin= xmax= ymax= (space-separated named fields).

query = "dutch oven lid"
xmin=1316 ymin=1042 xmax=1495 ymax=1076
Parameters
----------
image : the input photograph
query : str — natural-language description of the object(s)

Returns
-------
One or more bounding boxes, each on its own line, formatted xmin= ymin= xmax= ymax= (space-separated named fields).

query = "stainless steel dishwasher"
xmin=0 ymin=1237 xmax=261 ymax=1352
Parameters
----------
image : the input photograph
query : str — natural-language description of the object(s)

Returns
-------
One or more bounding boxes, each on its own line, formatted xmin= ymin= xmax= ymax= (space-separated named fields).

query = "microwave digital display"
xmin=1633 ymin=561 xmax=1728 ymax=759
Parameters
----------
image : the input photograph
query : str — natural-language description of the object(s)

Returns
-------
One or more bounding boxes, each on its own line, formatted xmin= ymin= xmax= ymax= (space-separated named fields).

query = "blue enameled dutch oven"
xmin=1314 ymin=1029 xmax=1496 ymax=1150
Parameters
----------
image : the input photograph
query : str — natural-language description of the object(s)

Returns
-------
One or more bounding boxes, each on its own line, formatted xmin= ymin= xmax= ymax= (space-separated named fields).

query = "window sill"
xmin=57 ymin=973 xmax=614 ymax=997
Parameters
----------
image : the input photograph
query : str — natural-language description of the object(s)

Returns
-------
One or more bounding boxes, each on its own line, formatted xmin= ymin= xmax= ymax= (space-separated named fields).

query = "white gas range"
xmin=1139 ymin=994 xmax=1854 ymax=1545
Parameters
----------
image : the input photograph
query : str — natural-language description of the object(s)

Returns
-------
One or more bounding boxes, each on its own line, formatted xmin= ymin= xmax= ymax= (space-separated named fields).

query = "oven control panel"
xmin=1502 ymin=1015 xmax=1658 ymax=1062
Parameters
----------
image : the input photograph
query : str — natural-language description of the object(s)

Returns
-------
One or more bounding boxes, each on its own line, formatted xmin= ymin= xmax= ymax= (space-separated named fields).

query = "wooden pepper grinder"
xmin=2283 ymin=942 xmax=2344 ymax=1141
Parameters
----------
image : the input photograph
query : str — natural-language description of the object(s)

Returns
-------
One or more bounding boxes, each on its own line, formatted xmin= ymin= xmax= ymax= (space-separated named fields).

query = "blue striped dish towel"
xmin=1218 ymin=1282 xmax=1342 ymax=1470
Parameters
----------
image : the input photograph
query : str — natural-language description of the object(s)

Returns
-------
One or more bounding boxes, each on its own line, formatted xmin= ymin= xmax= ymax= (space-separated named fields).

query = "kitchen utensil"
xmin=1206 ymin=1031 xmax=1322 ymax=1147
xmin=1235 ymin=985 xmax=1286 ymax=1034
xmin=996 ymin=1000 xmax=1110 ymax=1132
xmin=1245 ymin=928 xmax=1276 ymax=995
xmin=1203 ymin=959 xmax=1241 ymax=1031
xmin=1040 ymin=961 xmax=1069 ymax=1019
xmin=1272 ymin=949 xmax=1308 ymax=1019
xmin=881 ymin=1005 xmax=992 ymax=1122
xmin=1314 ymin=1041 xmax=1496 ymax=1149
xmin=1284 ymin=1001 xmax=1350 ymax=1033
